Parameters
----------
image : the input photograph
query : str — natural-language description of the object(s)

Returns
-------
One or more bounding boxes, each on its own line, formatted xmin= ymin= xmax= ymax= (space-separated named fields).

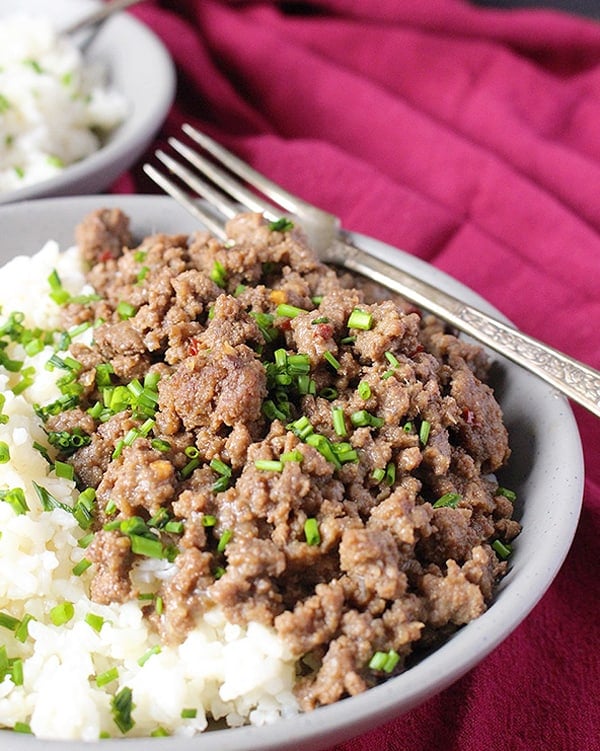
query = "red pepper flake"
xmin=98 ymin=249 xmax=114 ymax=263
xmin=279 ymin=319 xmax=292 ymax=331
xmin=187 ymin=337 xmax=201 ymax=356
xmin=315 ymin=323 xmax=334 ymax=339
xmin=462 ymin=408 xmax=476 ymax=425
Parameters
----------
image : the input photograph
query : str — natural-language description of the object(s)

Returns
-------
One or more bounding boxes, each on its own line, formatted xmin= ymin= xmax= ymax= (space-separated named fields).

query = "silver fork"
xmin=143 ymin=123 xmax=600 ymax=419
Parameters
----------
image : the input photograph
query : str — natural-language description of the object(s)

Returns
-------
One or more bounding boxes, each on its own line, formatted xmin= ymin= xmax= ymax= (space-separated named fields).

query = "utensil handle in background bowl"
xmin=63 ymin=0 xmax=147 ymax=36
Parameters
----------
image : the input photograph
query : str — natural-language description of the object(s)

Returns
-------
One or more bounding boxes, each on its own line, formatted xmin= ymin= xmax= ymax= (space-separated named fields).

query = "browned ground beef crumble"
xmin=44 ymin=209 xmax=520 ymax=711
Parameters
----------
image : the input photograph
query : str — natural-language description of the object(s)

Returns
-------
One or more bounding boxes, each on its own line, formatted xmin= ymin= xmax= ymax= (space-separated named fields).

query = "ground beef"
xmin=75 ymin=207 xmax=132 ymax=265
xmin=43 ymin=208 xmax=520 ymax=713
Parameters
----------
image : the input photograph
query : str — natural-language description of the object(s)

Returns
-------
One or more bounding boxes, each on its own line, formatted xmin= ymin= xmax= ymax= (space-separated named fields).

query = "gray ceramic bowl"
xmin=0 ymin=195 xmax=585 ymax=751
xmin=0 ymin=0 xmax=175 ymax=205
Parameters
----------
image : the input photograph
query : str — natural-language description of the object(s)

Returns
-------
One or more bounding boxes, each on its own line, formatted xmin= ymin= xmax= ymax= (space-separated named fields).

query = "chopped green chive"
xmin=347 ymin=308 xmax=373 ymax=330
xmin=287 ymin=353 xmax=311 ymax=374
xmin=49 ymin=601 xmax=74 ymax=626
xmin=357 ymin=381 xmax=371 ymax=400
xmin=181 ymin=457 xmax=200 ymax=479
xmin=138 ymin=645 xmax=161 ymax=667
xmin=11 ymin=365 xmax=36 ymax=395
xmin=319 ymin=386 xmax=338 ymax=400
xmin=332 ymin=406 xmax=347 ymax=437
xmin=111 ymin=686 xmax=135 ymax=734
xmin=0 ymin=612 xmax=19 ymax=631
xmin=96 ymin=667 xmax=119 ymax=687
xmin=281 ymin=450 xmax=303 ymax=463
xmin=304 ymin=518 xmax=321 ymax=546
xmin=130 ymin=534 xmax=164 ymax=559
xmin=217 ymin=529 xmax=233 ymax=553
xmin=350 ymin=410 xmax=384 ymax=429
xmin=180 ymin=708 xmax=197 ymax=719
xmin=11 ymin=658 xmax=24 ymax=686
xmin=33 ymin=481 xmax=73 ymax=516
xmin=78 ymin=532 xmax=95 ymax=549
xmin=210 ymin=458 xmax=232 ymax=492
xmin=288 ymin=415 xmax=314 ymax=440
xmin=24 ymin=58 xmax=43 ymax=74
xmin=0 ymin=487 xmax=29 ymax=515
xmin=209 ymin=457 xmax=227 ymax=473
xmin=332 ymin=443 xmax=358 ymax=463
xmin=54 ymin=460 xmax=74 ymax=480
xmin=116 ymin=300 xmax=137 ymax=320
xmin=419 ymin=419 xmax=431 ymax=446
xmin=276 ymin=303 xmax=307 ymax=318
xmin=255 ymin=459 xmax=284 ymax=472
xmin=202 ymin=514 xmax=217 ymax=527
xmin=15 ymin=613 xmax=35 ymax=643
xmin=46 ymin=354 xmax=82 ymax=373
xmin=151 ymin=438 xmax=171 ymax=452
xmin=496 ymin=487 xmax=517 ymax=502
xmin=323 ymin=351 xmax=341 ymax=371
xmin=369 ymin=649 xmax=400 ymax=673
xmin=47 ymin=269 xmax=70 ymax=305
xmin=384 ymin=351 xmax=400 ymax=368
xmin=262 ymin=399 xmax=288 ymax=422
xmin=13 ymin=722 xmax=32 ymax=734
xmin=85 ymin=613 xmax=105 ymax=632
xmin=210 ymin=260 xmax=227 ymax=289
xmin=0 ymin=441 xmax=9 ymax=464
xmin=95 ymin=362 xmax=114 ymax=387
xmin=492 ymin=539 xmax=513 ymax=559
xmin=268 ymin=217 xmax=294 ymax=232
xmin=46 ymin=427 xmax=91 ymax=454
xmin=250 ymin=311 xmax=278 ymax=343
xmin=305 ymin=433 xmax=341 ymax=469
xmin=164 ymin=520 xmax=184 ymax=535
xmin=72 ymin=558 xmax=92 ymax=576
xmin=433 ymin=493 xmax=461 ymax=509
xmin=151 ymin=727 xmax=170 ymax=737
xmin=384 ymin=461 xmax=396 ymax=486
xmin=371 ymin=467 xmax=386 ymax=483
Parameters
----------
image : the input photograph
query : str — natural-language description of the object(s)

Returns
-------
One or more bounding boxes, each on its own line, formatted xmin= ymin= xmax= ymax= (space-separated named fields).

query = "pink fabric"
xmin=114 ymin=1 xmax=600 ymax=748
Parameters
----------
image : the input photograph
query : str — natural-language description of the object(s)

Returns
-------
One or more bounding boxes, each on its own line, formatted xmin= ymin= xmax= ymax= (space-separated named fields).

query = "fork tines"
xmin=143 ymin=124 xmax=290 ymax=236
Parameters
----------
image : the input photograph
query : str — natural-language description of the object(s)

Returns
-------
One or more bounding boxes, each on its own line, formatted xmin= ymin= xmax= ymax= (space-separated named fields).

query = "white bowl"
xmin=0 ymin=0 xmax=175 ymax=205
xmin=0 ymin=195 xmax=584 ymax=751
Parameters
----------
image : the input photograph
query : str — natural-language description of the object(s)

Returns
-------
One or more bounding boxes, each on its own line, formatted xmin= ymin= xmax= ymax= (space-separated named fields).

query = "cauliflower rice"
xmin=0 ymin=241 xmax=298 ymax=739
xmin=0 ymin=14 xmax=127 ymax=194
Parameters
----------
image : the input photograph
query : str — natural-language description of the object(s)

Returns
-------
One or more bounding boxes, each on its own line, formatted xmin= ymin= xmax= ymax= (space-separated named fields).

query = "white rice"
xmin=0 ymin=14 xmax=127 ymax=194
xmin=0 ymin=242 xmax=299 ymax=739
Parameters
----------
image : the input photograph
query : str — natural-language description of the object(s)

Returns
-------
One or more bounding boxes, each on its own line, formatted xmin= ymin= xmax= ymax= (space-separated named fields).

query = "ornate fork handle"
xmin=329 ymin=235 xmax=600 ymax=418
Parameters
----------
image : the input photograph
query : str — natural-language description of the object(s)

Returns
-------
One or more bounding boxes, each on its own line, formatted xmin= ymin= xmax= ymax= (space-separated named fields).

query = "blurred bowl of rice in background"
xmin=0 ymin=0 xmax=175 ymax=204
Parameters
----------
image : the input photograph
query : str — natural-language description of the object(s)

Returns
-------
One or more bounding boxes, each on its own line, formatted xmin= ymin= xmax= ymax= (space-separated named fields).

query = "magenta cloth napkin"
xmin=114 ymin=0 xmax=600 ymax=748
